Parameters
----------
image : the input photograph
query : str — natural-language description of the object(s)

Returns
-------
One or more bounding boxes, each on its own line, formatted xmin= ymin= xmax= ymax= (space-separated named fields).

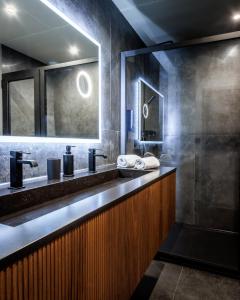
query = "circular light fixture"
xmin=143 ymin=103 xmax=149 ymax=119
xmin=76 ymin=71 xmax=92 ymax=98
xmin=69 ymin=45 xmax=79 ymax=56
xmin=4 ymin=4 xmax=17 ymax=16
xmin=232 ymin=13 xmax=240 ymax=21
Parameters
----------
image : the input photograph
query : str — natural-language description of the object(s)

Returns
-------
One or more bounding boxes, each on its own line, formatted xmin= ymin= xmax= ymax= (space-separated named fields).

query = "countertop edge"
xmin=0 ymin=167 xmax=176 ymax=270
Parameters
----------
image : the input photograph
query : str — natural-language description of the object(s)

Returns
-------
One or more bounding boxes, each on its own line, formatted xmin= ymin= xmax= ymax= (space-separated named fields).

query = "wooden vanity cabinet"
xmin=0 ymin=172 xmax=176 ymax=300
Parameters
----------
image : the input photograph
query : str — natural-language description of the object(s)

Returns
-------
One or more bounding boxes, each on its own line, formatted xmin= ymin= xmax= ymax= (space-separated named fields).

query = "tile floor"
xmin=148 ymin=261 xmax=240 ymax=300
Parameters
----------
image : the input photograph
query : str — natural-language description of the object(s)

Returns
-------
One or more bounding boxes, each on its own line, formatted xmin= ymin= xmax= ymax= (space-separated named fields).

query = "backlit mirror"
xmin=0 ymin=0 xmax=100 ymax=141
xmin=124 ymin=51 xmax=166 ymax=155
xmin=138 ymin=78 xmax=164 ymax=143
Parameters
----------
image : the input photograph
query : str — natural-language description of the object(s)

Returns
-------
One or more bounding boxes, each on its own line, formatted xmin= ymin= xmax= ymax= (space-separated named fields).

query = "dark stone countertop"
xmin=0 ymin=166 xmax=176 ymax=270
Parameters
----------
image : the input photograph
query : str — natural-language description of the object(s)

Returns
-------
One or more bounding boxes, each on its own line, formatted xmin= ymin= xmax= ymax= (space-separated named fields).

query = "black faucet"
xmin=88 ymin=148 xmax=107 ymax=173
xmin=9 ymin=151 xmax=38 ymax=189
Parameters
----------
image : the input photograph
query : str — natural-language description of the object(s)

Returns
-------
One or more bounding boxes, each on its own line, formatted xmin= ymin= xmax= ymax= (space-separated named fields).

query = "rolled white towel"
xmin=117 ymin=155 xmax=141 ymax=168
xmin=134 ymin=156 xmax=160 ymax=170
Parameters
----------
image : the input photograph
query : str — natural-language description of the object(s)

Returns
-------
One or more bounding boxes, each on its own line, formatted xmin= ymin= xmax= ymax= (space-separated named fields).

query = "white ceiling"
xmin=0 ymin=0 xmax=98 ymax=64
xmin=113 ymin=0 xmax=240 ymax=46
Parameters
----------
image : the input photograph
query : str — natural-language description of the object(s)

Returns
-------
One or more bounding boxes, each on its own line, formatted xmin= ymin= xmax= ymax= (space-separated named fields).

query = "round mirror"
xmin=143 ymin=103 xmax=149 ymax=119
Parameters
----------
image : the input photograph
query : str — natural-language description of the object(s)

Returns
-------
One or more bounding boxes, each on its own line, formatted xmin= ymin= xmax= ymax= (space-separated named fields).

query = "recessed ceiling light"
xmin=4 ymin=4 xmax=18 ymax=16
xmin=232 ymin=13 xmax=240 ymax=21
xmin=69 ymin=46 xmax=79 ymax=56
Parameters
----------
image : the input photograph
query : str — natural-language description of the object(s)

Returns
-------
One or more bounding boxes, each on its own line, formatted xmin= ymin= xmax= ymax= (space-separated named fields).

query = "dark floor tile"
xmin=174 ymin=267 xmax=240 ymax=300
xmin=215 ymin=276 xmax=240 ymax=300
xmin=174 ymin=267 xmax=221 ymax=300
xmin=145 ymin=260 xmax=164 ymax=279
xmin=149 ymin=262 xmax=182 ymax=300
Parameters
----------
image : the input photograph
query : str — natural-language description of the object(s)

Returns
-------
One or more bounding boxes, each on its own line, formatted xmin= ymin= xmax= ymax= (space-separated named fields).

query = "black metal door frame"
xmin=120 ymin=30 xmax=240 ymax=154
xmin=1 ymin=69 xmax=41 ymax=136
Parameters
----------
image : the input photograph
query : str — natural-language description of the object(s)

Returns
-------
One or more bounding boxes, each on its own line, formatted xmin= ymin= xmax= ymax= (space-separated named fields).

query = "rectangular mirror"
xmin=138 ymin=78 xmax=164 ymax=143
xmin=0 ymin=0 xmax=100 ymax=141
xmin=124 ymin=52 xmax=165 ymax=155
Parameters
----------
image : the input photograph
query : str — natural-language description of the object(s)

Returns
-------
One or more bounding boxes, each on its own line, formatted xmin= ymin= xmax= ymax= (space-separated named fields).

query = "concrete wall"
xmin=162 ymin=39 xmax=240 ymax=232
xmin=127 ymin=39 xmax=240 ymax=232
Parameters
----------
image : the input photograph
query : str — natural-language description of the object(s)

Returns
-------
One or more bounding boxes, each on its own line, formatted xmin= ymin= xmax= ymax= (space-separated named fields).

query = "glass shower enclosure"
xmin=121 ymin=37 xmax=240 ymax=277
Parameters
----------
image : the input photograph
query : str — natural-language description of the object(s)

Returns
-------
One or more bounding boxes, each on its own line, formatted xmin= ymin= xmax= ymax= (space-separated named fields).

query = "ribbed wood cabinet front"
xmin=0 ymin=172 xmax=176 ymax=300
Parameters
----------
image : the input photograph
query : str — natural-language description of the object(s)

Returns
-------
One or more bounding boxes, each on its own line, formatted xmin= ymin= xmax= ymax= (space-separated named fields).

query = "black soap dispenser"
xmin=63 ymin=145 xmax=76 ymax=177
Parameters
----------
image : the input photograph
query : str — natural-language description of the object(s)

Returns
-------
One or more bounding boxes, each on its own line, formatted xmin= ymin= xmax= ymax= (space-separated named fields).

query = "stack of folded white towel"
xmin=117 ymin=154 xmax=160 ymax=170
xmin=134 ymin=156 xmax=160 ymax=170
xmin=117 ymin=155 xmax=140 ymax=168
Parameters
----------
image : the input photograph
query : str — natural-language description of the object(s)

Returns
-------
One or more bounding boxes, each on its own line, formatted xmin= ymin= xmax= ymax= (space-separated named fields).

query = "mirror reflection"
xmin=0 ymin=0 xmax=100 ymax=139
xmin=125 ymin=52 xmax=165 ymax=152
xmin=45 ymin=61 xmax=99 ymax=138
xmin=138 ymin=79 xmax=164 ymax=142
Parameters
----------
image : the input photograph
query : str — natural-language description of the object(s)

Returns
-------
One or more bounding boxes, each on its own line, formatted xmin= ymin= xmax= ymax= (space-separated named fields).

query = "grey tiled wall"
xmin=160 ymin=40 xmax=240 ymax=232
xmin=0 ymin=0 xmax=144 ymax=183
xmin=126 ymin=39 xmax=239 ymax=232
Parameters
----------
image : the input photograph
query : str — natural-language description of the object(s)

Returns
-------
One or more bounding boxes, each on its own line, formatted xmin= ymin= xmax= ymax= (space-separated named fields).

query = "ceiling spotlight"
xmin=232 ymin=13 xmax=240 ymax=21
xmin=69 ymin=46 xmax=79 ymax=56
xmin=4 ymin=4 xmax=17 ymax=16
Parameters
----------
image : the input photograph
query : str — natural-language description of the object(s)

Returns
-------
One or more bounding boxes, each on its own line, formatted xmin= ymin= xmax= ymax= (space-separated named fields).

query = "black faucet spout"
xmin=17 ymin=160 xmax=38 ymax=168
xmin=9 ymin=151 xmax=38 ymax=189
xmin=88 ymin=149 xmax=107 ymax=173
xmin=94 ymin=154 xmax=108 ymax=159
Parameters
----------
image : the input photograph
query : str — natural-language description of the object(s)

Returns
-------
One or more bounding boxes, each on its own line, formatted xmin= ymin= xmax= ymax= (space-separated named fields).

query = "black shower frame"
xmin=120 ymin=30 xmax=240 ymax=154
xmin=120 ymin=30 xmax=240 ymax=276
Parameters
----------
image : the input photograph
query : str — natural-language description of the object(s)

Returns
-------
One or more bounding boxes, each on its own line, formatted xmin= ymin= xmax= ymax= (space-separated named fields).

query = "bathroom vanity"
xmin=0 ymin=166 xmax=176 ymax=300
xmin=0 ymin=1 xmax=177 ymax=298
